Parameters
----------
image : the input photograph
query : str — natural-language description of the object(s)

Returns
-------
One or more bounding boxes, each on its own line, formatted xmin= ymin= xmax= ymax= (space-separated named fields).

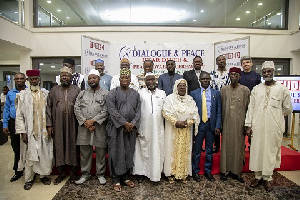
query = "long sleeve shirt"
xmin=3 ymin=88 xmax=22 ymax=128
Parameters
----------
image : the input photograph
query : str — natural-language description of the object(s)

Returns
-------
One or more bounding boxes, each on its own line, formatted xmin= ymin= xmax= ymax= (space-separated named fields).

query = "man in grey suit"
xmin=158 ymin=60 xmax=182 ymax=96
xmin=183 ymin=56 xmax=203 ymax=94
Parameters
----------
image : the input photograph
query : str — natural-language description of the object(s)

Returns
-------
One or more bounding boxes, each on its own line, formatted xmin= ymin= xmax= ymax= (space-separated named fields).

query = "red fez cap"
xmin=26 ymin=70 xmax=40 ymax=76
xmin=229 ymin=67 xmax=241 ymax=75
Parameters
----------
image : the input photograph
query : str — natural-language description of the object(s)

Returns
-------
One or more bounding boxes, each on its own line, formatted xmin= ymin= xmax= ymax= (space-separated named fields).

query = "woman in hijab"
xmin=163 ymin=79 xmax=200 ymax=183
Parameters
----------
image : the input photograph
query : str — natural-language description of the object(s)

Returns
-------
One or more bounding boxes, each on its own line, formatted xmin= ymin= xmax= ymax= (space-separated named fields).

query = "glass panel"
xmin=0 ymin=0 xmax=20 ymax=25
xmin=34 ymin=0 xmax=288 ymax=29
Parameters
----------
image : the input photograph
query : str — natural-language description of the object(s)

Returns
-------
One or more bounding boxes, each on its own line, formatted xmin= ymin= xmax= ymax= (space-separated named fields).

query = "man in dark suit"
xmin=183 ymin=56 xmax=202 ymax=94
xmin=158 ymin=60 xmax=182 ymax=96
xmin=190 ymin=71 xmax=221 ymax=182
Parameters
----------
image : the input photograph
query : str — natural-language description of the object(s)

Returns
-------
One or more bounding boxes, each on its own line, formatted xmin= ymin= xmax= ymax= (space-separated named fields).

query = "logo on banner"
xmin=119 ymin=46 xmax=131 ymax=60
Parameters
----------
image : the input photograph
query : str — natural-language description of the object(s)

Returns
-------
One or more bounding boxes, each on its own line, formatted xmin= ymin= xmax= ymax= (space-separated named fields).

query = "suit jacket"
xmin=158 ymin=73 xmax=183 ymax=96
xmin=190 ymin=87 xmax=222 ymax=132
xmin=183 ymin=70 xmax=201 ymax=94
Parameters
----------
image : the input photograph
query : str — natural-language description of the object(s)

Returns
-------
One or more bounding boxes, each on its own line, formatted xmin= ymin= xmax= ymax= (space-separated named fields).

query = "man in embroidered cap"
xmin=3 ymin=72 xmax=26 ymax=182
xmin=110 ymin=58 xmax=140 ymax=90
xmin=245 ymin=61 xmax=292 ymax=191
xmin=95 ymin=59 xmax=112 ymax=91
xmin=133 ymin=73 xmax=166 ymax=183
xmin=56 ymin=58 xmax=85 ymax=90
xmin=46 ymin=66 xmax=81 ymax=184
xmin=106 ymin=67 xmax=141 ymax=192
xmin=219 ymin=67 xmax=250 ymax=183
xmin=15 ymin=69 xmax=53 ymax=190
xmin=74 ymin=69 xmax=109 ymax=185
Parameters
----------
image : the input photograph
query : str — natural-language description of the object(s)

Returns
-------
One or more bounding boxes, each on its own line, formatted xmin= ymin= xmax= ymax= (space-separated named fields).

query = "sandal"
xmin=24 ymin=181 xmax=34 ymax=190
xmin=40 ymin=177 xmax=51 ymax=185
xmin=124 ymin=180 xmax=135 ymax=188
xmin=113 ymin=183 xmax=122 ymax=192
xmin=54 ymin=175 xmax=66 ymax=185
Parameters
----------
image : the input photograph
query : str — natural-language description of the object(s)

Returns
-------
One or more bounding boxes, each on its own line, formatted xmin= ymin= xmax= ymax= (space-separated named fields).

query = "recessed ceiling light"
xmin=66 ymin=17 xmax=70 ymax=19
xmin=246 ymin=11 xmax=250 ymax=14
xmin=47 ymin=1 xmax=51 ymax=3
xmin=15 ymin=11 xmax=18 ymax=14
xmin=268 ymin=23 xmax=271 ymax=25
xmin=39 ymin=69 xmax=41 ymax=71
xmin=51 ymin=66 xmax=55 ymax=68
xmin=236 ymin=18 xmax=241 ymax=21
xmin=38 ymin=18 xmax=41 ymax=20
xmin=258 ymin=3 xmax=263 ymax=6
xmin=40 ymin=63 xmax=44 ymax=65
xmin=57 ymin=9 xmax=61 ymax=12
xmin=277 ymin=13 xmax=281 ymax=15
xmin=193 ymin=19 xmax=196 ymax=22
xmin=277 ymin=68 xmax=282 ymax=70
xmin=200 ymin=10 xmax=204 ymax=13
xmin=14 ymin=21 xmax=18 ymax=24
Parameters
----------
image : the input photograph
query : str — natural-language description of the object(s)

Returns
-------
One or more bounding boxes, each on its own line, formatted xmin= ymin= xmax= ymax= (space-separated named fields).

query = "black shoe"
xmin=192 ymin=174 xmax=200 ymax=182
xmin=10 ymin=172 xmax=23 ymax=182
xmin=137 ymin=175 xmax=144 ymax=183
xmin=213 ymin=147 xmax=219 ymax=153
xmin=220 ymin=173 xmax=227 ymax=181
xmin=204 ymin=173 xmax=215 ymax=182
xmin=231 ymin=173 xmax=244 ymax=183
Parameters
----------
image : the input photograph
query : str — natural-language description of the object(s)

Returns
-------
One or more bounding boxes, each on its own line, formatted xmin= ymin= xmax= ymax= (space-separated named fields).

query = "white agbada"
xmin=110 ymin=74 xmax=140 ymax=91
xmin=132 ymin=87 xmax=166 ymax=182
xmin=245 ymin=82 xmax=292 ymax=176
xmin=16 ymin=88 xmax=54 ymax=176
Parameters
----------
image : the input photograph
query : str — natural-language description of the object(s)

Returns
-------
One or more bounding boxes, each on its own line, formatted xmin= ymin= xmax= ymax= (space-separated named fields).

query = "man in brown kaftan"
xmin=46 ymin=66 xmax=81 ymax=184
xmin=220 ymin=67 xmax=250 ymax=183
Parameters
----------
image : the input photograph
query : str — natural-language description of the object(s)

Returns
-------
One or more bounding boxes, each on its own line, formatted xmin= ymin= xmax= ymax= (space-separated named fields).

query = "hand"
xmin=84 ymin=119 xmax=95 ymax=129
xmin=21 ymin=133 xmax=28 ymax=144
xmin=124 ymin=122 xmax=134 ymax=132
xmin=215 ymin=128 xmax=220 ymax=135
xmin=88 ymin=126 xmax=95 ymax=132
xmin=3 ymin=128 xmax=10 ymax=136
xmin=245 ymin=127 xmax=252 ymax=137
xmin=47 ymin=126 xmax=53 ymax=137
xmin=175 ymin=121 xmax=187 ymax=128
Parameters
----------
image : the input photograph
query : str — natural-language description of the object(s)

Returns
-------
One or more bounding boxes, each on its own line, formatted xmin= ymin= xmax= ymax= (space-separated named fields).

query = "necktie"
xmin=202 ymin=90 xmax=208 ymax=123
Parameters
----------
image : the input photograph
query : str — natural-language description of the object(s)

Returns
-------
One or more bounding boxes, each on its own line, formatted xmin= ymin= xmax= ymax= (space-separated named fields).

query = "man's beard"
xmin=61 ymin=81 xmax=70 ymax=86
xmin=263 ymin=74 xmax=274 ymax=82
xmin=89 ymin=83 xmax=99 ymax=88
xmin=30 ymin=85 xmax=39 ymax=92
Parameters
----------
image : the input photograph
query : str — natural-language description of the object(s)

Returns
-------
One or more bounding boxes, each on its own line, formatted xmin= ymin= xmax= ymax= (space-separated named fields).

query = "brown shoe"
xmin=250 ymin=178 xmax=263 ymax=188
xmin=263 ymin=180 xmax=272 ymax=192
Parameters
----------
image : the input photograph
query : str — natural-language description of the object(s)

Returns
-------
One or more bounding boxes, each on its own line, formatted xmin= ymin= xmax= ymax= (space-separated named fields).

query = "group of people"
xmin=3 ymin=55 xmax=292 ymax=193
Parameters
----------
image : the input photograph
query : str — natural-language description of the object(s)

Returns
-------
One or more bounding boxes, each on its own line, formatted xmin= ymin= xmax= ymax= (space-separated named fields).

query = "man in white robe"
xmin=110 ymin=58 xmax=139 ymax=90
xmin=16 ymin=70 xmax=53 ymax=190
xmin=245 ymin=61 xmax=292 ymax=192
xmin=133 ymin=73 xmax=166 ymax=183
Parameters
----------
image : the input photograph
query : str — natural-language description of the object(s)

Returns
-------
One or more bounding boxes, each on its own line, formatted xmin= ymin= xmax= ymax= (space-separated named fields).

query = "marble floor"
xmin=0 ymin=136 xmax=299 ymax=200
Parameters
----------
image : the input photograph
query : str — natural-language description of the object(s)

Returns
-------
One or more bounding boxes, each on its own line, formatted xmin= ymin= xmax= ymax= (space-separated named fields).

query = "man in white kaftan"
xmin=245 ymin=61 xmax=292 ymax=192
xmin=16 ymin=70 xmax=53 ymax=190
xmin=133 ymin=73 xmax=166 ymax=182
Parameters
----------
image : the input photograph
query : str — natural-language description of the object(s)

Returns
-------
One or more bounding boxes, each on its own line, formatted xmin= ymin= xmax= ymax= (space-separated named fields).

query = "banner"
xmin=81 ymin=35 xmax=110 ymax=84
xmin=214 ymin=37 xmax=249 ymax=70
xmin=109 ymin=43 xmax=214 ymax=76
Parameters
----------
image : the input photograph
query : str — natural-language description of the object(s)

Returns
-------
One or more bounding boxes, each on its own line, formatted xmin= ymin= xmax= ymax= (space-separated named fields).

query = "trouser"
xmin=110 ymin=160 xmax=130 ymax=184
xmin=24 ymin=160 xmax=46 ymax=182
xmin=192 ymin=121 xmax=214 ymax=174
xmin=254 ymin=171 xmax=272 ymax=181
xmin=80 ymin=145 xmax=106 ymax=177
xmin=214 ymin=132 xmax=220 ymax=150
xmin=8 ymin=119 xmax=21 ymax=173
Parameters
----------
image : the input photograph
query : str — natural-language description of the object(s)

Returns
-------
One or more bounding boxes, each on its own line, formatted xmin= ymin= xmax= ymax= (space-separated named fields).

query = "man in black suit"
xmin=183 ymin=56 xmax=203 ymax=94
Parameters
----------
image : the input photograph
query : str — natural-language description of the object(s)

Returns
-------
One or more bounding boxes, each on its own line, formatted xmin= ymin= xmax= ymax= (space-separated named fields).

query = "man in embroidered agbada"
xmin=46 ymin=66 xmax=81 ymax=184
xmin=163 ymin=79 xmax=199 ymax=183
xmin=245 ymin=61 xmax=292 ymax=192
xmin=133 ymin=73 xmax=166 ymax=183
xmin=106 ymin=68 xmax=141 ymax=192
xmin=16 ymin=70 xmax=53 ymax=190
xmin=219 ymin=67 xmax=250 ymax=183
xmin=74 ymin=69 xmax=109 ymax=185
